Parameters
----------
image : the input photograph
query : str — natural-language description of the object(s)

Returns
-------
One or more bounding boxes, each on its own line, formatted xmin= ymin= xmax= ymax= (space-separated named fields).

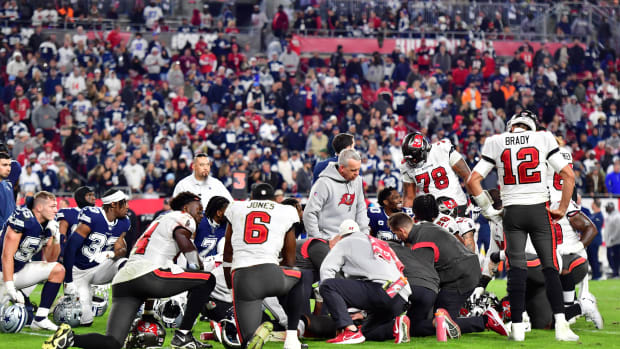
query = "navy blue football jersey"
xmin=56 ymin=207 xmax=81 ymax=237
xmin=368 ymin=206 xmax=413 ymax=242
xmin=0 ymin=207 xmax=51 ymax=273
xmin=74 ymin=207 xmax=130 ymax=270
xmin=195 ymin=218 xmax=227 ymax=259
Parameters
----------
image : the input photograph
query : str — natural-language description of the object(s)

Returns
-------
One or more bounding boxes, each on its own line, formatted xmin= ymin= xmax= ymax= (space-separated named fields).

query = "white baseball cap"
xmin=339 ymin=219 xmax=360 ymax=237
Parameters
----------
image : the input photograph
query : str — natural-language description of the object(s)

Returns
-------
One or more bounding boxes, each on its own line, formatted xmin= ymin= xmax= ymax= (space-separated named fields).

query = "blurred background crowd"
xmin=0 ymin=0 xmax=618 ymax=201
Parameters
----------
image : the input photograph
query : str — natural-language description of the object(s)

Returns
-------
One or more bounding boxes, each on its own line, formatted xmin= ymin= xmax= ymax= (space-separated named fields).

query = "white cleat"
xmin=31 ymin=318 xmax=59 ymax=331
xmin=508 ymin=322 xmax=526 ymax=342
xmin=522 ymin=312 xmax=532 ymax=332
xmin=579 ymin=293 xmax=604 ymax=329
xmin=555 ymin=321 xmax=579 ymax=341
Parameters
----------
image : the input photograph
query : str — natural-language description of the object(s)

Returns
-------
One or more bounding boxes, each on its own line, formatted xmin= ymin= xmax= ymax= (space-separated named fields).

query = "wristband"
xmin=222 ymin=261 xmax=232 ymax=268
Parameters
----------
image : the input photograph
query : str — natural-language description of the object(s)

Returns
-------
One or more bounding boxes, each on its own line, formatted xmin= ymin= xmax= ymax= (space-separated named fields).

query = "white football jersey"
xmin=474 ymin=130 xmax=569 ymax=206
xmin=433 ymin=213 xmax=460 ymax=235
xmin=225 ymin=200 xmax=299 ymax=270
xmin=550 ymin=200 xmax=583 ymax=255
xmin=113 ymin=211 xmax=197 ymax=284
xmin=547 ymin=148 xmax=573 ymax=203
xmin=400 ymin=139 xmax=468 ymax=206
xmin=130 ymin=211 xmax=197 ymax=265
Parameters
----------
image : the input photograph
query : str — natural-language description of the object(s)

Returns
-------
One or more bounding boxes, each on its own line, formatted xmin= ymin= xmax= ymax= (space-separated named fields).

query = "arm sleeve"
xmin=320 ymin=242 xmax=346 ymax=281
xmin=303 ymin=180 xmax=328 ymax=237
xmin=63 ymin=233 xmax=85 ymax=283
xmin=473 ymin=137 xmax=496 ymax=178
xmin=400 ymin=163 xmax=414 ymax=183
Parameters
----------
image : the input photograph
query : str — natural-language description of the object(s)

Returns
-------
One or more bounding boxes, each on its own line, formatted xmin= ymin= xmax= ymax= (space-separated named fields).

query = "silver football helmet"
xmin=53 ymin=295 xmax=82 ymax=327
xmin=0 ymin=303 xmax=28 ymax=333
xmin=155 ymin=298 xmax=185 ymax=328
xmin=91 ymin=285 xmax=109 ymax=317
xmin=221 ymin=318 xmax=242 ymax=349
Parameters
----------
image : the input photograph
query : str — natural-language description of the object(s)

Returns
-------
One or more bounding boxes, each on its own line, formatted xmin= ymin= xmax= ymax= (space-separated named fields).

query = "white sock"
xmin=284 ymin=330 xmax=299 ymax=343
xmin=563 ymin=291 xmax=575 ymax=304
xmin=35 ymin=307 xmax=49 ymax=318
xmin=554 ymin=313 xmax=567 ymax=324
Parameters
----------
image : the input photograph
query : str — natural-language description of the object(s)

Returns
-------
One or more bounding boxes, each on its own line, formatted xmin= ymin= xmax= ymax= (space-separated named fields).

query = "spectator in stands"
xmin=605 ymin=160 xmax=620 ymax=195
xmin=37 ymin=160 xmax=58 ymax=193
xmin=272 ymin=4 xmax=289 ymax=39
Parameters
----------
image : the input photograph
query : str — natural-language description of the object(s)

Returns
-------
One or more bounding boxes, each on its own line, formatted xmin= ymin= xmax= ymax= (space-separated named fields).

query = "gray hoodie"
xmin=303 ymin=162 xmax=369 ymax=239
xmin=320 ymin=231 xmax=412 ymax=301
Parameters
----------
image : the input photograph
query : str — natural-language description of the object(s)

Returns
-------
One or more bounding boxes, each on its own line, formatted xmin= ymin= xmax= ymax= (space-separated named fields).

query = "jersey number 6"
xmin=244 ymin=211 xmax=271 ymax=244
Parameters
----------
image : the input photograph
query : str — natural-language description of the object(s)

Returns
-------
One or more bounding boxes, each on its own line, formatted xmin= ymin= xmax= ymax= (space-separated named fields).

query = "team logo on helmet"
xmin=338 ymin=193 xmax=355 ymax=206
xmin=409 ymin=134 xmax=424 ymax=149
xmin=440 ymin=198 xmax=457 ymax=209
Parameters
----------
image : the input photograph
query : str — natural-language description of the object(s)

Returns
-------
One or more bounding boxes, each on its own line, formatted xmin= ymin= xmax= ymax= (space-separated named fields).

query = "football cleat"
xmin=555 ymin=321 xmax=579 ymax=342
xmin=579 ymin=293 xmax=603 ymax=329
xmin=247 ymin=322 xmax=273 ymax=349
xmin=171 ymin=330 xmax=212 ymax=349
xmin=484 ymin=307 xmax=509 ymax=336
xmin=326 ymin=328 xmax=365 ymax=344
xmin=509 ymin=322 xmax=526 ymax=341
xmin=42 ymin=323 xmax=74 ymax=349
xmin=393 ymin=315 xmax=410 ymax=343
xmin=31 ymin=318 xmax=59 ymax=331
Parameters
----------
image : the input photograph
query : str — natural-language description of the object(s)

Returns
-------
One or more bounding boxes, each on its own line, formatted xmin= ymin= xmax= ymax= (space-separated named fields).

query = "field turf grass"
xmin=1 ymin=279 xmax=619 ymax=348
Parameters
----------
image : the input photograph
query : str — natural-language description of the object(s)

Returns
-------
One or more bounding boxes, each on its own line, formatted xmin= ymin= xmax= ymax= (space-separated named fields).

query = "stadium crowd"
xmin=0 ymin=0 xmax=617 ymax=201
xmin=0 ymin=1 xmax=617 ymax=348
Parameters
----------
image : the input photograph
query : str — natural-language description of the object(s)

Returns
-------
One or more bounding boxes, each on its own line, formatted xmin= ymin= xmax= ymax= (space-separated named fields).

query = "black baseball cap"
xmin=251 ymin=183 xmax=275 ymax=200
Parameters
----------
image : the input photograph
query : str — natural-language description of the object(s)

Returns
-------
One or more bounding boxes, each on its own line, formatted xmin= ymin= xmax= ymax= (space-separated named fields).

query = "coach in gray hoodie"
xmin=303 ymin=149 xmax=370 ymax=239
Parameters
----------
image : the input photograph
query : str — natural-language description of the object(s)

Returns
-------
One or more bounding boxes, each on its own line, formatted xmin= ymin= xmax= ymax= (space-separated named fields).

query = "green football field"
xmin=2 ymin=279 xmax=619 ymax=349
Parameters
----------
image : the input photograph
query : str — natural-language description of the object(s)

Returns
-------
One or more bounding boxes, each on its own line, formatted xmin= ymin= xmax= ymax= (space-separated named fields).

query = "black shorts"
xmin=106 ymin=268 xmax=214 ymax=345
xmin=503 ymin=202 xmax=559 ymax=271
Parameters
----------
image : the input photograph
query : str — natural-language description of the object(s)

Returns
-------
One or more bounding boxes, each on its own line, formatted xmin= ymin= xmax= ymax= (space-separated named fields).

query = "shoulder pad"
xmin=78 ymin=206 xmax=102 ymax=225
xmin=434 ymin=139 xmax=454 ymax=153
xmin=174 ymin=211 xmax=196 ymax=234
xmin=7 ymin=207 xmax=34 ymax=232
xmin=368 ymin=206 xmax=383 ymax=214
